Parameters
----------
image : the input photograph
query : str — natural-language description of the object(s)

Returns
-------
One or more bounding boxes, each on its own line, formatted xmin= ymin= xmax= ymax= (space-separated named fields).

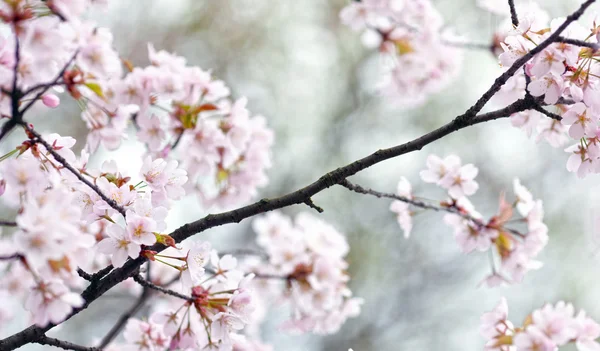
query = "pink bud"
xmin=41 ymin=94 xmax=60 ymax=108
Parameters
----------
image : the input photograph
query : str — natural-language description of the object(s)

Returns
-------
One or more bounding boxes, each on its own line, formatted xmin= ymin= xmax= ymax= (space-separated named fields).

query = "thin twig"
xmin=339 ymin=179 xmax=480 ymax=222
xmin=0 ymin=220 xmax=17 ymax=227
xmin=132 ymin=274 xmax=194 ymax=302
xmin=339 ymin=179 xmax=525 ymax=237
xmin=304 ymin=198 xmax=324 ymax=213
xmin=21 ymin=124 xmax=127 ymax=217
xmin=36 ymin=336 xmax=98 ymax=351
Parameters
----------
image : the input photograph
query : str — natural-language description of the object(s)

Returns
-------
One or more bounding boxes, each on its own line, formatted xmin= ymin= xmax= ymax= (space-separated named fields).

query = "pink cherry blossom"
xmin=126 ymin=210 xmax=157 ymax=246
xmin=96 ymin=224 xmax=141 ymax=268
xmin=25 ymin=280 xmax=84 ymax=327
xmin=439 ymin=163 xmax=479 ymax=198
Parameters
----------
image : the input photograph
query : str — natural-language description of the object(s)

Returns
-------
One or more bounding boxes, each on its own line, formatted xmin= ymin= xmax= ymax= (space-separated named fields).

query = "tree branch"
xmin=339 ymin=179 xmax=476 ymax=220
xmin=36 ymin=336 xmax=98 ymax=351
xmin=0 ymin=98 xmax=538 ymax=351
xmin=339 ymin=179 xmax=525 ymax=237
xmin=1 ymin=3 xmax=595 ymax=347
xmin=508 ymin=0 xmax=519 ymax=27
xmin=0 ymin=220 xmax=17 ymax=226
xmin=132 ymin=274 xmax=194 ymax=302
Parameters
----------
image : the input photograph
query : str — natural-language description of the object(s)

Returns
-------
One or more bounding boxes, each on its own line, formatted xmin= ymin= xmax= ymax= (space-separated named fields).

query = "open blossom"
xmin=340 ymin=0 xmax=462 ymax=106
xmin=137 ymin=114 xmax=166 ymax=151
xmin=126 ymin=210 xmax=157 ymax=245
xmin=96 ymin=224 xmax=141 ymax=268
xmin=140 ymin=156 xmax=188 ymax=200
xmin=181 ymin=241 xmax=211 ymax=289
xmin=420 ymin=154 xmax=461 ymax=184
xmin=562 ymin=102 xmax=599 ymax=139
xmin=482 ymin=299 xmax=600 ymax=351
xmin=439 ymin=163 xmax=479 ymax=198
xmin=250 ymin=212 xmax=361 ymax=334
xmin=420 ymin=154 xmax=478 ymax=198
xmin=25 ymin=280 xmax=84 ymax=327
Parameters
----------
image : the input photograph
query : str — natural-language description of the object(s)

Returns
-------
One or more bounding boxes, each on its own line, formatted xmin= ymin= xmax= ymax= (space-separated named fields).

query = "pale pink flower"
xmin=532 ymin=301 xmax=577 ymax=345
xmin=182 ymin=241 xmax=211 ymax=289
xmin=513 ymin=326 xmax=556 ymax=351
xmin=561 ymin=102 xmax=597 ymax=139
xmin=420 ymin=154 xmax=461 ymax=184
xmin=25 ymin=280 xmax=84 ymax=327
xmin=528 ymin=74 xmax=565 ymax=105
xmin=96 ymin=224 xmax=141 ymax=268
xmin=137 ymin=114 xmax=165 ymax=151
xmin=480 ymin=297 xmax=512 ymax=340
xmin=439 ymin=163 xmax=479 ymax=198
xmin=513 ymin=178 xmax=534 ymax=216
xmin=126 ymin=210 xmax=157 ymax=246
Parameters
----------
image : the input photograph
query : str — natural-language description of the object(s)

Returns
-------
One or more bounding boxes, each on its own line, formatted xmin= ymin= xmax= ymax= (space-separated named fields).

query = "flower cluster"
xmin=0 ymin=131 xmax=189 ymax=325
xmin=248 ymin=212 xmax=363 ymax=335
xmin=81 ymin=44 xmax=274 ymax=209
xmin=110 ymin=243 xmax=258 ymax=350
xmin=339 ymin=0 xmax=462 ymax=106
xmin=483 ymin=1 xmax=600 ymax=177
xmin=0 ymin=0 xmax=275 ymax=331
xmin=390 ymin=154 xmax=547 ymax=287
xmin=481 ymin=297 xmax=600 ymax=351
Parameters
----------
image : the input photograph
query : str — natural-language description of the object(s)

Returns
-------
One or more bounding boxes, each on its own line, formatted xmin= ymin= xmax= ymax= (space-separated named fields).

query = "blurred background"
xmin=3 ymin=0 xmax=600 ymax=350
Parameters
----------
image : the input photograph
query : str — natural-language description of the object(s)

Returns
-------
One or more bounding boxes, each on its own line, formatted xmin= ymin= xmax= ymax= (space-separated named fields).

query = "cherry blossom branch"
xmin=508 ymin=0 xmax=519 ymax=27
xmin=0 ymin=0 xmax=594 ymax=341
xmin=555 ymin=36 xmax=600 ymax=50
xmin=132 ymin=274 xmax=194 ymax=302
xmin=338 ymin=179 xmax=476 ymax=219
xmin=97 ymin=283 xmax=152 ymax=349
xmin=35 ymin=335 xmax=98 ymax=351
xmin=459 ymin=0 xmax=596 ymax=123
xmin=339 ymin=179 xmax=525 ymax=237
xmin=20 ymin=123 xmax=127 ymax=217
xmin=0 ymin=220 xmax=17 ymax=226
xmin=0 ymin=89 xmax=549 ymax=351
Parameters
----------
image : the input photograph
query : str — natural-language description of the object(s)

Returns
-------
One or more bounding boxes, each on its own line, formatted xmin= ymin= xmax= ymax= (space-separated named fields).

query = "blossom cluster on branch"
xmin=481 ymin=298 xmax=600 ymax=351
xmin=0 ymin=0 xmax=599 ymax=350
